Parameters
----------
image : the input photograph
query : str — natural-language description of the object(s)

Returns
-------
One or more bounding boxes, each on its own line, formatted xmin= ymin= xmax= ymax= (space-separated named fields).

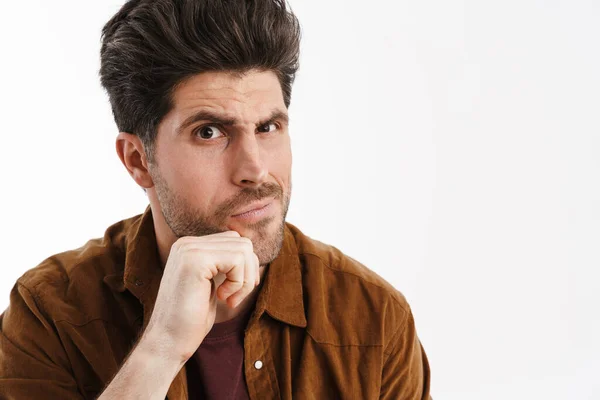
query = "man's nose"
xmin=230 ymin=132 xmax=269 ymax=188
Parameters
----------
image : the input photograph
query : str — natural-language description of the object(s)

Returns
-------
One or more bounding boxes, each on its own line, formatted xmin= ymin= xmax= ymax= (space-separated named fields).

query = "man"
xmin=0 ymin=0 xmax=431 ymax=398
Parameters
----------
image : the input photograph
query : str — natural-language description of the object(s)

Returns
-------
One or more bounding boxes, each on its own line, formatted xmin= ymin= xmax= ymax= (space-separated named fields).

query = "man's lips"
xmin=231 ymin=198 xmax=274 ymax=217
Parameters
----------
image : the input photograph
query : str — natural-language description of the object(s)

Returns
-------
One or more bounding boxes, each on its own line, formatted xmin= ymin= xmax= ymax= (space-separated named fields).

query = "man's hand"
xmin=144 ymin=230 xmax=260 ymax=363
xmin=98 ymin=230 xmax=260 ymax=400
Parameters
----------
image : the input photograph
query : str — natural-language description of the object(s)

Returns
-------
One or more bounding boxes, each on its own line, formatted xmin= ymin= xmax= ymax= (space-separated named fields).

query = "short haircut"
xmin=99 ymin=0 xmax=301 ymax=161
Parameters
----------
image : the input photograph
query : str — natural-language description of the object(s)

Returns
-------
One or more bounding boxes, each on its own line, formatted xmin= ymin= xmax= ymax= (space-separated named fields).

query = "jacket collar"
xmin=253 ymin=221 xmax=307 ymax=328
xmin=120 ymin=206 xmax=163 ymax=332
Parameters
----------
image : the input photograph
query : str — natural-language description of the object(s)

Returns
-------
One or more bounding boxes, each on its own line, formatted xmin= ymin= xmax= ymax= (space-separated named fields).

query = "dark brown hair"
xmin=99 ymin=0 xmax=301 ymax=160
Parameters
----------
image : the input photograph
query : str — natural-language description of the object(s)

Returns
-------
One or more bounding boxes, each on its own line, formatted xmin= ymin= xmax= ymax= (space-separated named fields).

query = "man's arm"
xmin=1 ymin=231 xmax=260 ymax=399
xmin=0 ymin=281 xmax=183 ymax=400
xmin=380 ymin=303 xmax=432 ymax=400
xmin=0 ymin=283 xmax=83 ymax=399
xmin=97 ymin=329 xmax=184 ymax=399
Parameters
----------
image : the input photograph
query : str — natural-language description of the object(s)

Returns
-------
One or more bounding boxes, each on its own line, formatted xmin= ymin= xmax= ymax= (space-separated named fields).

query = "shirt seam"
xmin=52 ymin=317 xmax=116 ymax=327
xmin=300 ymin=251 xmax=410 ymax=313
xmin=257 ymin=322 xmax=281 ymax=399
xmin=15 ymin=282 xmax=79 ymax=378
xmin=22 ymin=265 xmax=110 ymax=325
xmin=22 ymin=281 xmax=128 ymax=327
xmin=383 ymin=298 xmax=411 ymax=357
xmin=305 ymin=330 xmax=384 ymax=348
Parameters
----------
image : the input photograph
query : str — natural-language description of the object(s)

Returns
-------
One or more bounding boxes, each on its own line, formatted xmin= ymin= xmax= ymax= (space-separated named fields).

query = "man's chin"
xmin=229 ymin=218 xmax=285 ymax=263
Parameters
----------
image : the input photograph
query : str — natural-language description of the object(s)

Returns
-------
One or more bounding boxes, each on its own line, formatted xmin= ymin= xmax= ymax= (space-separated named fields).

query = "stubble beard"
xmin=151 ymin=167 xmax=291 ymax=266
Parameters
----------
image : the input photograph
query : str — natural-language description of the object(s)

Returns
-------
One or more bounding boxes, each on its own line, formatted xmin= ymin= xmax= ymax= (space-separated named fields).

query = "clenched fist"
xmin=143 ymin=230 xmax=260 ymax=362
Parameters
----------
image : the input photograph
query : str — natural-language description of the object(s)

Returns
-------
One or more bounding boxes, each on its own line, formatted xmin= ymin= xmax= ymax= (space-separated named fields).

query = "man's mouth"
xmin=231 ymin=198 xmax=274 ymax=218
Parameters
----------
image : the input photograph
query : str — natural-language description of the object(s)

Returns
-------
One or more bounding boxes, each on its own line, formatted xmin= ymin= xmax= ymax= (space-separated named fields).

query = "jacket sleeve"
xmin=0 ymin=282 xmax=84 ymax=400
xmin=380 ymin=303 xmax=432 ymax=400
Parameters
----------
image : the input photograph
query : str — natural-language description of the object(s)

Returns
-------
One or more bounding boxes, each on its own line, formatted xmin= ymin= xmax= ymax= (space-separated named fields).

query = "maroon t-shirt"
xmin=186 ymin=304 xmax=254 ymax=400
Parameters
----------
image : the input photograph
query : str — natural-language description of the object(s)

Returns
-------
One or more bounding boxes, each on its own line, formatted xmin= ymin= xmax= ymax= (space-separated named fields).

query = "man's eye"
xmin=257 ymin=123 xmax=277 ymax=133
xmin=196 ymin=125 xmax=224 ymax=139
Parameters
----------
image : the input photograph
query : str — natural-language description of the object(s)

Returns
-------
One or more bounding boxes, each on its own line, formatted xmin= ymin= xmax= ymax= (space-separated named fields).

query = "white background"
xmin=0 ymin=1 xmax=599 ymax=399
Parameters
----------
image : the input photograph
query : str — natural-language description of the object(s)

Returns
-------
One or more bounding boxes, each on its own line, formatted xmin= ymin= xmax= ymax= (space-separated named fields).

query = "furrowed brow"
xmin=177 ymin=110 xmax=237 ymax=135
xmin=177 ymin=109 xmax=289 ymax=135
xmin=259 ymin=110 xmax=289 ymax=127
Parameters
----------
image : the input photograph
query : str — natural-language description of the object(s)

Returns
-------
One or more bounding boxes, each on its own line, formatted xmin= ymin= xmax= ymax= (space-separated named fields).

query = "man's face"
xmin=147 ymin=70 xmax=292 ymax=266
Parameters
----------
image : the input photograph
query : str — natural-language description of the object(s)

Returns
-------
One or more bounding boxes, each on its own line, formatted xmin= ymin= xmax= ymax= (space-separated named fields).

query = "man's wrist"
xmin=97 ymin=330 xmax=186 ymax=400
xmin=137 ymin=329 xmax=188 ymax=373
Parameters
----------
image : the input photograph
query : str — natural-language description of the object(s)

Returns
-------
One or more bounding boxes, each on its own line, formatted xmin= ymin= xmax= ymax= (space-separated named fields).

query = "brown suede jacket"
xmin=0 ymin=206 xmax=432 ymax=399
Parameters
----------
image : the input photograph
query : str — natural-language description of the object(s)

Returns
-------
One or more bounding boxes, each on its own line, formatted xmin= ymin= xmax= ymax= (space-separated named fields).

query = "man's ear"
xmin=115 ymin=132 xmax=154 ymax=189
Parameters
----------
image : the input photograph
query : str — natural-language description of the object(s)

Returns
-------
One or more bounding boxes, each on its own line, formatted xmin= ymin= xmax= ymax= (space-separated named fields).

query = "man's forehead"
xmin=167 ymin=71 xmax=286 ymax=127
xmin=173 ymin=70 xmax=284 ymax=105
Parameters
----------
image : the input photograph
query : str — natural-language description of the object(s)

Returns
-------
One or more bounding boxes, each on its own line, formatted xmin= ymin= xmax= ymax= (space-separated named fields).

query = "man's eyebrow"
xmin=177 ymin=109 xmax=289 ymax=135
xmin=177 ymin=111 xmax=236 ymax=135
xmin=261 ymin=110 xmax=289 ymax=127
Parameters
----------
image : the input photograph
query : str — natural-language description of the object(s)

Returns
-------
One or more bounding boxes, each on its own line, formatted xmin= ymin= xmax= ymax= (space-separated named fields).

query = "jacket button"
xmin=254 ymin=360 xmax=263 ymax=370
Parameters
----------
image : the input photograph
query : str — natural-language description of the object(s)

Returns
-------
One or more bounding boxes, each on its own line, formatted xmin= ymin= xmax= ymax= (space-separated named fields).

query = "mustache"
xmin=215 ymin=182 xmax=283 ymax=218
